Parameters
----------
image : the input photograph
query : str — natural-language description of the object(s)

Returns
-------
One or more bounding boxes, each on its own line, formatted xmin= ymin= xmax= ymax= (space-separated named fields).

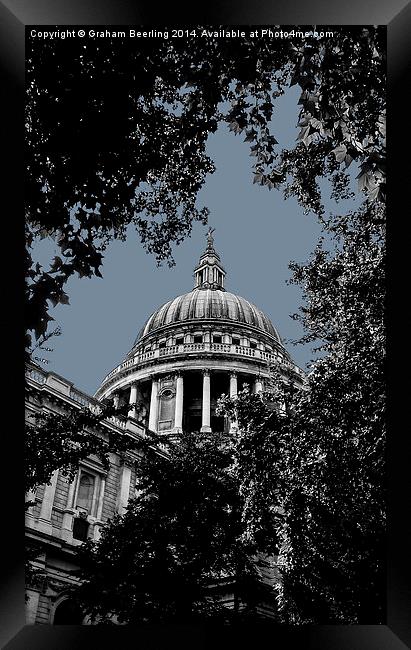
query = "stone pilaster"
xmin=148 ymin=377 xmax=159 ymax=432
xmin=116 ymin=464 xmax=131 ymax=515
xmin=37 ymin=470 xmax=59 ymax=535
xmin=61 ymin=475 xmax=77 ymax=541
xmin=25 ymin=589 xmax=40 ymax=624
xmin=92 ymin=475 xmax=106 ymax=540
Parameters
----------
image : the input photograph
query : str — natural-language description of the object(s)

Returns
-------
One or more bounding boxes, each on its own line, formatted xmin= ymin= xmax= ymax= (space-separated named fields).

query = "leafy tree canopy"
xmin=26 ymin=26 xmax=385 ymax=352
xmin=219 ymin=200 xmax=385 ymax=623
xmin=73 ymin=430 xmax=277 ymax=624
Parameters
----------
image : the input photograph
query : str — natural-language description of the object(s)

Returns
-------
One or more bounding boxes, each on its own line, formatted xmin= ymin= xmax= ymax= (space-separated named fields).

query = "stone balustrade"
xmin=70 ymin=388 xmax=91 ymax=407
xmin=101 ymin=342 xmax=305 ymax=385
xmin=108 ymin=415 xmax=128 ymax=429
xmin=27 ymin=366 xmax=136 ymax=433
xmin=26 ymin=367 xmax=47 ymax=384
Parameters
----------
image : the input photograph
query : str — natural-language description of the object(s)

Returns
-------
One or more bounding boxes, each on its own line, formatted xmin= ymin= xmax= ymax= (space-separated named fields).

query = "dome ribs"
xmin=188 ymin=290 xmax=198 ymax=320
xmin=158 ymin=299 xmax=173 ymax=330
xmin=170 ymin=295 xmax=184 ymax=324
xmin=234 ymin=294 xmax=246 ymax=326
xmin=132 ymin=290 xmax=280 ymax=344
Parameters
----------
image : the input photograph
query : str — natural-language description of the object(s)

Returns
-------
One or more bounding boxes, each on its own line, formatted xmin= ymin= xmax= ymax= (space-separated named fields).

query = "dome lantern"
xmin=193 ymin=227 xmax=226 ymax=291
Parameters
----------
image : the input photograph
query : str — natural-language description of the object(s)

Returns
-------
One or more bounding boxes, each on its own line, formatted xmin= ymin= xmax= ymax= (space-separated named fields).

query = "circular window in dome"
xmin=161 ymin=389 xmax=174 ymax=400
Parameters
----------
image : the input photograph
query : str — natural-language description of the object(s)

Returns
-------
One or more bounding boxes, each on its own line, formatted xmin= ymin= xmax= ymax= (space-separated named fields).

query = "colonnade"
xmin=127 ymin=370 xmax=264 ymax=434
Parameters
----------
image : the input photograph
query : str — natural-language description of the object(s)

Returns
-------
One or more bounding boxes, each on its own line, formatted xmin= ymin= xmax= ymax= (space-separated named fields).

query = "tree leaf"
xmin=331 ymin=144 xmax=347 ymax=163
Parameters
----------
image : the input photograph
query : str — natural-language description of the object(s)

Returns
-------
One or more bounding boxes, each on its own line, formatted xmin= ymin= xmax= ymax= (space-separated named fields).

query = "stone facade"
xmin=25 ymin=236 xmax=305 ymax=624
xmin=25 ymin=366 xmax=145 ymax=624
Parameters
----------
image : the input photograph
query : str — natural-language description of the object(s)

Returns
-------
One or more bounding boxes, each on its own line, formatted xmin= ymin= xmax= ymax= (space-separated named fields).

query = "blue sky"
xmin=32 ymin=85 xmax=361 ymax=395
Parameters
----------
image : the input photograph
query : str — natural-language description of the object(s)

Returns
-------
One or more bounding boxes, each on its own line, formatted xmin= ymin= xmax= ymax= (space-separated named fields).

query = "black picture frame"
xmin=1 ymin=1 xmax=409 ymax=648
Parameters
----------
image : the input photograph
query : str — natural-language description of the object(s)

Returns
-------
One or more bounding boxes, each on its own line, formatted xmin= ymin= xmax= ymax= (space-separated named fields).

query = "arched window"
xmin=53 ymin=598 xmax=84 ymax=625
xmin=76 ymin=473 xmax=95 ymax=511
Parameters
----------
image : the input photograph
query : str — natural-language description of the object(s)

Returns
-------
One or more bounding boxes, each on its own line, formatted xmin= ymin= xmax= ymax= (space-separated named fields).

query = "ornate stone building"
xmin=25 ymin=233 xmax=304 ymax=624
xmin=95 ymin=232 xmax=304 ymax=435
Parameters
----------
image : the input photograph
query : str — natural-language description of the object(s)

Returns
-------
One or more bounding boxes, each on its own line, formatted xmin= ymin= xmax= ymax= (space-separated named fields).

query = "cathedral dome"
xmin=96 ymin=229 xmax=304 ymax=402
xmin=135 ymin=288 xmax=280 ymax=343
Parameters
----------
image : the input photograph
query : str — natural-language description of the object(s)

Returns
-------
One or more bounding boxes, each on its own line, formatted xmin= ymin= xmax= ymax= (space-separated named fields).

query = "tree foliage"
xmin=25 ymin=27 xmax=386 ymax=624
xmin=219 ymin=200 xmax=385 ymax=623
xmin=26 ymin=26 xmax=385 ymax=353
xmin=72 ymin=431 xmax=275 ymax=624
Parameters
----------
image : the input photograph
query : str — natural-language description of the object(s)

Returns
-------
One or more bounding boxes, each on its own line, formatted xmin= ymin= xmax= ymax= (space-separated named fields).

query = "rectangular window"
xmin=72 ymin=516 xmax=90 ymax=541
xmin=158 ymin=389 xmax=174 ymax=431
xmin=232 ymin=337 xmax=240 ymax=346
xmin=176 ymin=337 xmax=184 ymax=345
xmin=193 ymin=335 xmax=203 ymax=344
xmin=213 ymin=335 xmax=222 ymax=344
xmin=250 ymin=341 xmax=257 ymax=349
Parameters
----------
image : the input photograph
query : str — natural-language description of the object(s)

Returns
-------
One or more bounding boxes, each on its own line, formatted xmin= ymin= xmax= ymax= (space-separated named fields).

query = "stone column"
xmin=254 ymin=376 xmax=264 ymax=393
xmin=128 ymin=383 xmax=138 ymax=419
xmin=174 ymin=372 xmax=184 ymax=432
xmin=37 ymin=470 xmax=59 ymax=534
xmin=230 ymin=372 xmax=238 ymax=398
xmin=201 ymin=370 xmax=212 ymax=432
xmin=229 ymin=372 xmax=238 ymax=433
xmin=148 ymin=377 xmax=159 ymax=432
